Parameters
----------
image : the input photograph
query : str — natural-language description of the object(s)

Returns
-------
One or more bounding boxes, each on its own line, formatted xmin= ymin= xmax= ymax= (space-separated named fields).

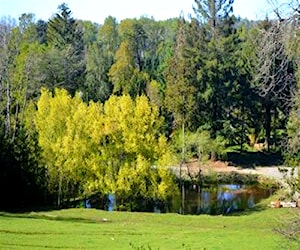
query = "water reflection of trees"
xmin=172 ymin=184 xmax=273 ymax=215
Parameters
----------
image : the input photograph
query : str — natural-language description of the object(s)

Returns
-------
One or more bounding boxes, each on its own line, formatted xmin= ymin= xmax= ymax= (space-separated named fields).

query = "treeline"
xmin=0 ymin=1 xmax=299 ymax=209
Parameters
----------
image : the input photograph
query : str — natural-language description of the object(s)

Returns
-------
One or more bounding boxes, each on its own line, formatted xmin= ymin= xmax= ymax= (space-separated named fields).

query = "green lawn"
xmin=0 ymin=207 xmax=298 ymax=249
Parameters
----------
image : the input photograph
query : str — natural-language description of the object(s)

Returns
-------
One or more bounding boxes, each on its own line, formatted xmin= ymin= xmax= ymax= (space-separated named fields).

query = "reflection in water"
xmin=100 ymin=184 xmax=273 ymax=215
xmin=170 ymin=184 xmax=273 ymax=215
xmin=108 ymin=193 xmax=115 ymax=211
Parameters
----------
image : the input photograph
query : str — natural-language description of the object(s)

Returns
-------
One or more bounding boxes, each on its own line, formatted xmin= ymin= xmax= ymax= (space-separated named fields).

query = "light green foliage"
xmin=13 ymin=41 xmax=44 ymax=98
xmin=173 ymin=129 xmax=226 ymax=162
xmin=85 ymin=41 xmax=113 ymax=102
xmin=34 ymin=89 xmax=176 ymax=205
xmin=109 ymin=18 xmax=150 ymax=97
xmin=146 ymin=80 xmax=163 ymax=107
xmin=34 ymin=88 xmax=101 ymax=204
xmin=286 ymin=90 xmax=300 ymax=191
xmin=0 ymin=15 xmax=44 ymax=139
xmin=286 ymin=91 xmax=300 ymax=166
xmin=77 ymin=20 xmax=98 ymax=45
xmin=92 ymin=94 xmax=177 ymax=202
xmin=109 ymin=40 xmax=136 ymax=94
xmin=109 ymin=18 xmax=172 ymax=98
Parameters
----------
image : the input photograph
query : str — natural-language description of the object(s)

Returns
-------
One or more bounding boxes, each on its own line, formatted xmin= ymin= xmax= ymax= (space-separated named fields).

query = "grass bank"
xmin=0 ymin=207 xmax=299 ymax=249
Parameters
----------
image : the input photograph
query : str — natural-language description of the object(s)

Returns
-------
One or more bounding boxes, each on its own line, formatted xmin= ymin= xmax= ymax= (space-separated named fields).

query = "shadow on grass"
xmin=0 ymin=211 xmax=110 ymax=224
xmin=227 ymin=203 xmax=267 ymax=217
xmin=0 ymin=204 xmax=59 ymax=214
xmin=1 ymin=243 xmax=73 ymax=249
xmin=226 ymin=151 xmax=283 ymax=169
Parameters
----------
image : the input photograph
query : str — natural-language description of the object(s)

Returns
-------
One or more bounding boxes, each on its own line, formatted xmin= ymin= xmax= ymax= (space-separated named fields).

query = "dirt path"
xmin=226 ymin=166 xmax=290 ymax=181
xmin=179 ymin=160 xmax=298 ymax=181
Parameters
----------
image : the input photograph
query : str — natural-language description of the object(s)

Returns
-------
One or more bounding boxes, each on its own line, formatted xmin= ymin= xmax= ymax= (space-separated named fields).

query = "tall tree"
xmin=0 ymin=17 xmax=16 ymax=137
xmin=193 ymin=0 xmax=240 ymax=158
xmin=0 ymin=16 xmax=47 ymax=208
xmin=222 ymin=23 xmax=259 ymax=150
xmin=193 ymin=0 xmax=234 ymax=37
xmin=164 ymin=18 xmax=200 ymax=130
xmin=84 ymin=16 xmax=119 ymax=102
xmin=0 ymin=14 xmax=42 ymax=140
xmin=45 ymin=3 xmax=85 ymax=95
xmin=109 ymin=19 xmax=150 ymax=97
xmin=252 ymin=20 xmax=296 ymax=150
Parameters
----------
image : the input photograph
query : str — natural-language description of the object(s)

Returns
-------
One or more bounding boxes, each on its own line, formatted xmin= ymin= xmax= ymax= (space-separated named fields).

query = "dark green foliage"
xmin=83 ymin=16 xmax=118 ymax=102
xmin=164 ymin=18 xmax=201 ymax=129
xmin=227 ymin=151 xmax=283 ymax=168
xmin=36 ymin=19 xmax=47 ymax=44
xmin=45 ymin=3 xmax=85 ymax=95
xmin=47 ymin=3 xmax=82 ymax=49
xmin=0 ymin=124 xmax=47 ymax=210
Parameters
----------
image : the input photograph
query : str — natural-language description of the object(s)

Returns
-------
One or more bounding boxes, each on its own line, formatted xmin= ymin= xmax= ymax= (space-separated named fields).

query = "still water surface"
xmin=104 ymin=184 xmax=274 ymax=215
xmin=169 ymin=184 xmax=274 ymax=215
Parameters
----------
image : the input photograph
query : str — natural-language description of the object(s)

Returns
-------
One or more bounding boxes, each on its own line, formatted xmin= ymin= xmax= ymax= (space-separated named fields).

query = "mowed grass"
xmin=0 ymin=207 xmax=298 ymax=249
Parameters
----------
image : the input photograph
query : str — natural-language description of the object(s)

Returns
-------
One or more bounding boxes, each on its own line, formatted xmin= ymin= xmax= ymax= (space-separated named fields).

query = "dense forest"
xmin=0 ymin=0 xmax=299 ymax=210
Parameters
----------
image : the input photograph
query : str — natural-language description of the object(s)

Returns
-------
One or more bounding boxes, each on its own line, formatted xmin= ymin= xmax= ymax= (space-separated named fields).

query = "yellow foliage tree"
xmin=35 ymin=88 xmax=176 ymax=208
xmin=35 ymin=88 xmax=104 ymax=206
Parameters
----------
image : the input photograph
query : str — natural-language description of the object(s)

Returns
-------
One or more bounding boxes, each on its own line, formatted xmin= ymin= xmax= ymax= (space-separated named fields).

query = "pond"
xmin=168 ymin=184 xmax=274 ymax=215
xmin=86 ymin=184 xmax=274 ymax=215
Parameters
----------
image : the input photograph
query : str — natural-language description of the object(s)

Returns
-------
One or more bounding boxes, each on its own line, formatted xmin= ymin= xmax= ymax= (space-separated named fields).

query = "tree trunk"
xmin=211 ymin=98 xmax=218 ymax=161
xmin=265 ymin=103 xmax=271 ymax=152
xmin=240 ymin=105 xmax=245 ymax=152
xmin=5 ymin=79 xmax=10 ymax=137
xmin=180 ymin=121 xmax=185 ymax=214
xmin=58 ymin=172 xmax=62 ymax=208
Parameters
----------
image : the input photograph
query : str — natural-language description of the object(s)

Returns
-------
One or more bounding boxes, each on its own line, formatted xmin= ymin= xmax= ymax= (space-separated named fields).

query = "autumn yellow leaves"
xmin=34 ymin=88 xmax=177 ymax=206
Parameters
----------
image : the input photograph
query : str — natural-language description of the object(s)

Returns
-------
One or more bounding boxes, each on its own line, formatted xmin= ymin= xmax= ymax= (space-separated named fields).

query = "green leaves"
xmin=164 ymin=18 xmax=198 ymax=128
xmin=34 ymin=88 xmax=100 ymax=204
xmin=34 ymin=88 xmax=176 ymax=205
xmin=286 ymin=90 xmax=300 ymax=167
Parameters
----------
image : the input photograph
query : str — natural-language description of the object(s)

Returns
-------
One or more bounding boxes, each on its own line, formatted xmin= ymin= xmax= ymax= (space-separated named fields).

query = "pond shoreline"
xmin=170 ymin=160 xmax=292 ymax=186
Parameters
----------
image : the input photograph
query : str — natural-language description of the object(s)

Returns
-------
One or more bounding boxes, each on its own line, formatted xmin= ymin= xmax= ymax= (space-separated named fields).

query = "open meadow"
xmin=0 ymin=207 xmax=299 ymax=249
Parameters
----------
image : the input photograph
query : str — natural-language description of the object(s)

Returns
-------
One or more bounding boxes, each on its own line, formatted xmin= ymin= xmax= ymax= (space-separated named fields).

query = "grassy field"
xmin=0 ymin=207 xmax=299 ymax=249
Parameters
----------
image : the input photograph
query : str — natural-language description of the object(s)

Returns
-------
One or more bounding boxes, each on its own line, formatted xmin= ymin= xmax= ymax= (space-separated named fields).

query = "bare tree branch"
xmin=253 ymin=17 xmax=297 ymax=110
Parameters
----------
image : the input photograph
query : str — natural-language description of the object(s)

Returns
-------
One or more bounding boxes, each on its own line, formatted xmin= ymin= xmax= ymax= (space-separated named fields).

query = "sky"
xmin=0 ymin=0 xmax=290 ymax=24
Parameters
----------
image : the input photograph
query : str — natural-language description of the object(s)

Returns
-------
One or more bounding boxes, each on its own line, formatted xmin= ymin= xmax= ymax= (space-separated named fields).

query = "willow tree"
xmin=34 ymin=88 xmax=102 ymax=206
xmin=88 ymin=94 xmax=177 ymax=208
xmin=35 ymin=88 xmax=176 ymax=208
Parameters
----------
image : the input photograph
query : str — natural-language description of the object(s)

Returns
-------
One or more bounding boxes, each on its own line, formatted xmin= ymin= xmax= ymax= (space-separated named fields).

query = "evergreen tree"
xmin=164 ymin=18 xmax=200 ymax=130
xmin=45 ymin=3 xmax=85 ymax=95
